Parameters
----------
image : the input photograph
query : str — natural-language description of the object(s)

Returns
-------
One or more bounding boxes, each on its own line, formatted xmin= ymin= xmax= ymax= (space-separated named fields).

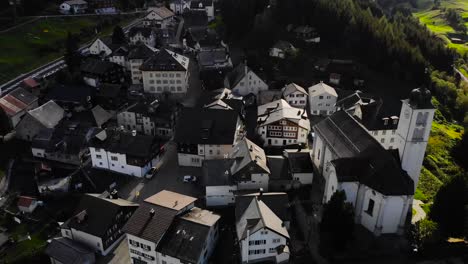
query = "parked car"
xmin=183 ymin=175 xmax=197 ymax=183
xmin=146 ymin=167 xmax=159 ymax=179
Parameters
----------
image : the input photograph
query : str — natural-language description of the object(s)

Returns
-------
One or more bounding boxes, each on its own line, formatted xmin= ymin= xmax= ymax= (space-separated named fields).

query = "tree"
xmin=64 ymin=32 xmax=81 ymax=72
xmin=429 ymin=175 xmax=468 ymax=237
xmin=320 ymin=191 xmax=355 ymax=252
xmin=112 ymin=25 xmax=126 ymax=45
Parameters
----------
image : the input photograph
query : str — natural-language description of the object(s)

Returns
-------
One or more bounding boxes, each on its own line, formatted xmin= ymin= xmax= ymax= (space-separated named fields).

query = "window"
xmin=96 ymin=154 xmax=102 ymax=159
xmin=326 ymin=96 xmax=331 ymax=99
xmin=382 ymin=130 xmax=386 ymax=136
xmin=272 ymin=238 xmax=281 ymax=243
xmin=317 ymin=149 xmax=320 ymax=160
xmin=380 ymin=138 xmax=385 ymax=143
xmin=319 ymin=96 xmax=323 ymax=99
xmin=392 ymin=130 xmax=396 ymax=135
xmin=372 ymin=131 xmax=378 ymax=136
xmin=365 ymin=199 xmax=375 ymax=216
xmin=111 ymin=156 xmax=118 ymax=161
xmin=390 ymin=138 xmax=394 ymax=143
xmin=176 ymin=73 xmax=181 ymax=77
xmin=149 ymin=80 xmax=155 ymax=84
xmin=269 ymin=248 xmax=276 ymax=253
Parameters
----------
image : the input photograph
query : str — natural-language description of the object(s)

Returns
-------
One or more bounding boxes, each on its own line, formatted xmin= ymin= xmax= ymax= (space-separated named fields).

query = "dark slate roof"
xmin=129 ymin=27 xmax=154 ymax=38
xmin=267 ymin=156 xmax=290 ymax=180
xmin=9 ymin=87 xmax=38 ymax=105
xmin=112 ymin=46 xmax=130 ymax=57
xmin=62 ymin=194 xmax=138 ymax=238
xmin=226 ymin=63 xmax=248 ymax=88
xmin=235 ymin=192 xmax=289 ymax=222
xmin=408 ymin=87 xmax=434 ymax=109
xmin=128 ymin=44 xmax=156 ymax=60
xmin=197 ymin=49 xmax=230 ymax=68
xmin=202 ymin=159 xmax=234 ymax=186
xmin=95 ymin=83 xmax=121 ymax=98
xmin=157 ymin=218 xmax=210 ymax=263
xmin=314 ymin=111 xmax=414 ymax=195
xmin=81 ymin=58 xmax=119 ymax=75
xmin=32 ymin=121 xmax=94 ymax=155
xmin=286 ymin=151 xmax=313 ymax=173
xmin=174 ymin=108 xmax=239 ymax=145
xmin=45 ymin=237 xmax=95 ymax=264
xmin=140 ymin=49 xmax=186 ymax=71
xmin=358 ymin=97 xmax=402 ymax=131
xmin=183 ymin=10 xmax=208 ymax=28
xmin=122 ymin=202 xmax=178 ymax=243
xmin=45 ymin=84 xmax=92 ymax=104
xmin=89 ymin=128 xmax=160 ymax=158
xmin=100 ymin=36 xmax=122 ymax=52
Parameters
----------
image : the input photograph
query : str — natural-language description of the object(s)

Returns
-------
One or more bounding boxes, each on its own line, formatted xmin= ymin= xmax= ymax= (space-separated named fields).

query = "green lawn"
xmin=413 ymin=0 xmax=468 ymax=55
xmin=0 ymin=15 xmax=135 ymax=84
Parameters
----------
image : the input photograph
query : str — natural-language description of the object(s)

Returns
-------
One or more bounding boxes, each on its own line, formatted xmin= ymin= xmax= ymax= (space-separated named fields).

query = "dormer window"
xmin=383 ymin=118 xmax=389 ymax=125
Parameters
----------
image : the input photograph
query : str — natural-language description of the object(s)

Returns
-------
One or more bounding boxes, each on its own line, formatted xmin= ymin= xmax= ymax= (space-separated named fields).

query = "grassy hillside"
xmin=413 ymin=0 xmax=468 ymax=55
xmin=0 ymin=15 xmax=135 ymax=84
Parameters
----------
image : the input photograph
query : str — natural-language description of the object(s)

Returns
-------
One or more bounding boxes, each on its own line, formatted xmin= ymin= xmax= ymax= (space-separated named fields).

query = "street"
xmin=117 ymin=142 xmax=204 ymax=203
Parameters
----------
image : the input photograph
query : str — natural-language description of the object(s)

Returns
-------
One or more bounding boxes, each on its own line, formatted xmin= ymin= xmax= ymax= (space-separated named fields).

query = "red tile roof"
xmin=17 ymin=196 xmax=36 ymax=208
xmin=0 ymin=95 xmax=29 ymax=116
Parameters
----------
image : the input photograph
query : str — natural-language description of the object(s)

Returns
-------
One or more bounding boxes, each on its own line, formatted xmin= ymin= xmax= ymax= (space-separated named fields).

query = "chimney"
xmin=149 ymin=208 xmax=155 ymax=217
xmin=259 ymin=188 xmax=264 ymax=197
xmin=132 ymin=130 xmax=137 ymax=136
xmin=249 ymin=145 xmax=253 ymax=152
xmin=110 ymin=189 xmax=118 ymax=199
xmin=173 ymin=200 xmax=178 ymax=208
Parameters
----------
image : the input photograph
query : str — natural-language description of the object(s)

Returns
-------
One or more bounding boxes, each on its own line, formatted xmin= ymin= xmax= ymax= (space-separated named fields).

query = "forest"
xmin=219 ymin=0 xmax=467 ymax=244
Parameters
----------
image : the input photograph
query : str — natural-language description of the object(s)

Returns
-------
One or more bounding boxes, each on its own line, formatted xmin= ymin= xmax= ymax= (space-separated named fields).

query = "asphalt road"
xmin=118 ymin=142 xmax=204 ymax=203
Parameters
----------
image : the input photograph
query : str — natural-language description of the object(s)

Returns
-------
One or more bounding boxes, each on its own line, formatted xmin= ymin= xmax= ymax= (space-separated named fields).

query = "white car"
xmin=183 ymin=175 xmax=197 ymax=183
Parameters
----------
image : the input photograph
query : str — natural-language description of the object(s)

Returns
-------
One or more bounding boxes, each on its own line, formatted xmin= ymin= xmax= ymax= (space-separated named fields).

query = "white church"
xmin=312 ymin=87 xmax=434 ymax=235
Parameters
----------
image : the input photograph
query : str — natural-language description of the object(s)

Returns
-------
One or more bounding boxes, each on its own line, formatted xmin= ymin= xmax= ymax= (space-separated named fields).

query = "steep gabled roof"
xmin=0 ymin=88 xmax=37 ymax=117
xmin=28 ymin=101 xmax=65 ymax=129
xmin=308 ymin=81 xmax=338 ymax=98
xmin=146 ymin=7 xmax=174 ymax=20
xmin=45 ymin=237 xmax=95 ymax=264
xmin=230 ymin=138 xmax=270 ymax=176
xmin=257 ymin=99 xmax=291 ymax=117
xmin=128 ymin=44 xmax=157 ymax=60
xmin=236 ymin=197 xmax=289 ymax=240
xmin=314 ymin=111 xmax=414 ymax=195
xmin=282 ymin=83 xmax=308 ymax=96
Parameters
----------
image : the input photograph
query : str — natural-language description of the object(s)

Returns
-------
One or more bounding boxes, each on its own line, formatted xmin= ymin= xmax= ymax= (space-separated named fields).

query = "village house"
xmin=45 ymin=84 xmax=93 ymax=111
xmin=80 ymin=58 xmax=125 ymax=87
xmin=17 ymin=196 xmax=39 ymax=213
xmin=197 ymin=48 xmax=233 ymax=72
xmin=175 ymin=107 xmax=243 ymax=167
xmin=189 ymin=0 xmax=215 ymax=21
xmin=89 ymin=128 xmax=167 ymax=177
xmin=61 ymin=192 xmax=139 ymax=256
xmin=31 ymin=122 xmax=98 ymax=165
xmin=87 ymin=0 xmax=116 ymax=13
xmin=16 ymin=100 xmax=65 ymax=141
xmin=308 ymin=81 xmax=337 ymax=116
xmin=123 ymin=190 xmax=220 ymax=264
xmin=235 ymin=193 xmax=290 ymax=264
xmin=169 ymin=0 xmax=190 ymax=14
xmin=128 ymin=27 xmax=156 ymax=47
xmin=89 ymin=37 xmax=121 ymax=57
xmin=140 ymin=49 xmax=190 ymax=96
xmin=183 ymin=27 xmax=225 ymax=52
xmin=201 ymin=138 xmax=270 ymax=207
xmin=20 ymin=77 xmax=41 ymax=96
xmin=257 ymin=99 xmax=310 ymax=147
xmin=128 ymin=44 xmax=158 ymax=84
xmin=45 ymin=237 xmax=96 ymax=264
xmin=294 ymin=25 xmax=320 ymax=43
xmin=283 ymin=149 xmax=313 ymax=185
xmin=269 ymin=41 xmax=296 ymax=59
xmin=143 ymin=7 xmax=175 ymax=29
xmin=0 ymin=87 xmax=38 ymax=128
xmin=281 ymin=83 xmax=308 ymax=108
xmin=117 ymin=99 xmax=179 ymax=139
xmin=60 ymin=0 xmax=88 ymax=14
xmin=224 ymin=63 xmax=268 ymax=96
xmin=108 ymin=46 xmax=130 ymax=69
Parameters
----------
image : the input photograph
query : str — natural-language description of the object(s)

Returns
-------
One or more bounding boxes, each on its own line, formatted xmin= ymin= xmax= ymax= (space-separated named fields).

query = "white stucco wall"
xmin=231 ymin=70 xmax=268 ymax=96
xmin=339 ymin=182 xmax=359 ymax=206
xmin=309 ymin=92 xmax=336 ymax=116
xmin=142 ymin=70 xmax=188 ymax=94
xmin=206 ymin=185 xmax=237 ymax=207
xmin=178 ymin=153 xmax=203 ymax=167
xmin=127 ymin=234 xmax=157 ymax=264
xmin=237 ymin=173 xmax=269 ymax=191
xmin=240 ymin=228 xmax=288 ymax=264
xmin=89 ymin=39 xmax=112 ymax=56
xmin=284 ymin=91 xmax=307 ymax=108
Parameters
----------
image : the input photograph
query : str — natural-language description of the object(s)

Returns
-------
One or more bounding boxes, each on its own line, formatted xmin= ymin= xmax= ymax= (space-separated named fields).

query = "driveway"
xmin=412 ymin=199 xmax=427 ymax=223
xmin=117 ymin=142 xmax=204 ymax=203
